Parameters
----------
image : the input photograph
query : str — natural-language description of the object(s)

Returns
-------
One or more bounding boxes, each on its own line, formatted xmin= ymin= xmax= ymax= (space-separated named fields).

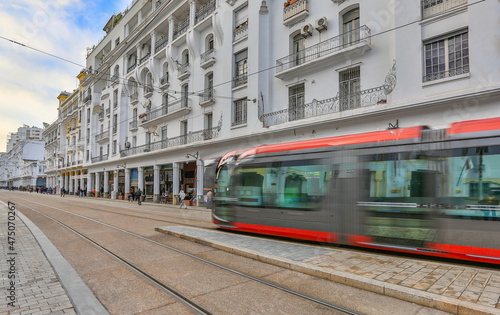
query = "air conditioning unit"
xmin=315 ymin=17 xmax=328 ymax=31
xmin=124 ymin=142 xmax=131 ymax=148
xmin=301 ymin=24 xmax=313 ymax=37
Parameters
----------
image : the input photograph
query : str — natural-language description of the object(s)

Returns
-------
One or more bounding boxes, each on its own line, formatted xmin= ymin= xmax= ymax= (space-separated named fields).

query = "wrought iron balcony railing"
xmin=120 ymin=125 xmax=221 ymax=157
xmin=91 ymin=154 xmax=109 ymax=163
xmin=195 ymin=0 xmax=216 ymax=24
xmin=276 ymin=25 xmax=371 ymax=74
xmin=139 ymin=52 xmax=151 ymax=65
xmin=200 ymin=48 xmax=215 ymax=64
xmin=261 ymin=85 xmax=388 ymax=127
xmin=140 ymin=97 xmax=190 ymax=123
xmin=95 ymin=130 xmax=110 ymax=142
xmin=129 ymin=120 xmax=138 ymax=130
xmin=127 ymin=63 xmax=136 ymax=73
xmin=155 ymin=36 xmax=168 ymax=53
xmin=232 ymin=73 xmax=248 ymax=88
xmin=173 ymin=16 xmax=190 ymax=40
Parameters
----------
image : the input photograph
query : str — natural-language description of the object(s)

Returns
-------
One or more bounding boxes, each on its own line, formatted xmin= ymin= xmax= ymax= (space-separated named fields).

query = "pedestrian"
xmin=179 ymin=190 xmax=186 ymax=208
xmin=206 ymin=190 xmax=213 ymax=209
xmin=135 ymin=188 xmax=142 ymax=205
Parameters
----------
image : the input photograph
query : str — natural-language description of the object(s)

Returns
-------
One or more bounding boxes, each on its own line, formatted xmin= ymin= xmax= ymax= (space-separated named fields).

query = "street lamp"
xmin=186 ymin=152 xmax=199 ymax=160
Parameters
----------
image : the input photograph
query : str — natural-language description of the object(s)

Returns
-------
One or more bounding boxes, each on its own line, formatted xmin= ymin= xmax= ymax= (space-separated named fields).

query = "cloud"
xmin=0 ymin=0 xmax=127 ymax=152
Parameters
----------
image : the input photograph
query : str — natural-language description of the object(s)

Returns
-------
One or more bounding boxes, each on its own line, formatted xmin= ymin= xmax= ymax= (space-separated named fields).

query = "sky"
xmin=0 ymin=0 xmax=131 ymax=152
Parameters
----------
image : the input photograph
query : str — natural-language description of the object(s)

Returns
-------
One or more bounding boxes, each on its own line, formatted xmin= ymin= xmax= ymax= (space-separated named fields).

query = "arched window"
xmin=206 ymin=34 xmax=214 ymax=51
xmin=293 ymin=33 xmax=305 ymax=66
xmin=182 ymin=49 xmax=189 ymax=65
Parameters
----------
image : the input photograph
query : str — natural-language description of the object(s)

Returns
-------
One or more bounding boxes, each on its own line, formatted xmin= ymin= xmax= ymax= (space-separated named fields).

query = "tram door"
xmin=329 ymin=154 xmax=367 ymax=244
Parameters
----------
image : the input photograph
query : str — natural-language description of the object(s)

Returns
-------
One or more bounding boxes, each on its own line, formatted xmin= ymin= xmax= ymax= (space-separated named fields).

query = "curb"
xmin=155 ymin=226 xmax=499 ymax=315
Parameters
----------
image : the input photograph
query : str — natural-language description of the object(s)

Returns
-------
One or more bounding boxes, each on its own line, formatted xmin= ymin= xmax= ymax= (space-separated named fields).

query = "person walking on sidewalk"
xmin=135 ymin=188 xmax=142 ymax=205
xmin=179 ymin=190 xmax=186 ymax=209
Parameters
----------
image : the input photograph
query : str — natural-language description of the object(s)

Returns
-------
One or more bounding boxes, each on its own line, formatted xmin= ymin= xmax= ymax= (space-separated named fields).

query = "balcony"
xmin=283 ymin=0 xmax=309 ymax=26
xmin=233 ymin=21 xmax=248 ymax=43
xmin=130 ymin=92 xmax=139 ymax=105
xmin=95 ymin=130 xmax=110 ymax=143
xmin=120 ymin=124 xmax=221 ymax=157
xmin=200 ymin=48 xmax=216 ymax=69
xmin=421 ymin=0 xmax=467 ymax=19
xmin=129 ymin=120 xmax=138 ymax=131
xmin=275 ymin=26 xmax=371 ymax=80
xmin=261 ymin=84 xmax=388 ymax=127
xmin=106 ymin=107 xmax=111 ymax=117
xmin=112 ymin=125 xmax=117 ymax=134
xmin=111 ymin=73 xmax=119 ymax=86
xmin=91 ymin=154 xmax=109 ymax=163
xmin=144 ymin=84 xmax=154 ymax=98
xmin=232 ymin=73 xmax=248 ymax=89
xmin=198 ymin=88 xmax=215 ymax=107
xmin=195 ymin=0 xmax=216 ymax=24
xmin=139 ymin=52 xmax=151 ymax=65
xmin=139 ymin=97 xmax=192 ymax=128
xmin=155 ymin=36 xmax=168 ymax=54
xmin=127 ymin=63 xmax=137 ymax=74
xmin=159 ymin=74 xmax=169 ymax=89
xmin=177 ymin=63 xmax=190 ymax=81
xmin=84 ymin=95 xmax=92 ymax=104
xmin=98 ymin=112 xmax=104 ymax=121
xmin=173 ymin=16 xmax=190 ymax=40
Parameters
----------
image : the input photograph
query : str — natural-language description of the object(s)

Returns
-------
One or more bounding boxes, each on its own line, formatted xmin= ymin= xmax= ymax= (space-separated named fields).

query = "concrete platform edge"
xmin=155 ymin=226 xmax=499 ymax=315
xmin=1 ymin=201 xmax=109 ymax=315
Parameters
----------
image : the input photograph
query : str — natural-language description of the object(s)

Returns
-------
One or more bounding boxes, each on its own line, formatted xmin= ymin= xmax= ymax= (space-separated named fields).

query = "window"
xmin=113 ymin=114 xmax=117 ymax=134
xmin=161 ymin=126 xmax=168 ymax=140
xmin=234 ymin=50 xmax=248 ymax=87
xmin=293 ymin=34 xmax=305 ymax=66
xmin=204 ymin=113 xmax=213 ymax=139
xmin=113 ymin=140 xmax=117 ymax=154
xmin=422 ymin=0 xmax=467 ymax=19
xmin=423 ymin=30 xmax=469 ymax=82
xmin=87 ymin=108 xmax=90 ymax=123
xmin=339 ymin=66 xmax=360 ymax=111
xmin=289 ymin=83 xmax=305 ymax=121
xmin=232 ymin=98 xmax=247 ymax=126
xmin=113 ymin=90 xmax=118 ymax=107
xmin=342 ymin=8 xmax=360 ymax=47
xmin=180 ymin=121 xmax=188 ymax=145
xmin=208 ymin=35 xmax=214 ymax=50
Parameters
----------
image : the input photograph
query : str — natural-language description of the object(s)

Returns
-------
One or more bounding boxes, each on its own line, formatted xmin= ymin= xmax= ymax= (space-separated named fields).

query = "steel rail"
xmin=17 ymin=202 xmax=213 ymax=315
xmin=15 ymin=198 xmax=361 ymax=315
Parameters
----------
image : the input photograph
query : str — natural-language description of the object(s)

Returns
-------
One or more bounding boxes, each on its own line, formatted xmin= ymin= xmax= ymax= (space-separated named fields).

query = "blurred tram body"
xmin=212 ymin=117 xmax=500 ymax=264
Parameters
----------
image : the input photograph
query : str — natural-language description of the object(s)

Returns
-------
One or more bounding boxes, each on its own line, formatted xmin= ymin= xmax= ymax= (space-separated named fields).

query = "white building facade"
xmin=45 ymin=0 xmax=500 ymax=203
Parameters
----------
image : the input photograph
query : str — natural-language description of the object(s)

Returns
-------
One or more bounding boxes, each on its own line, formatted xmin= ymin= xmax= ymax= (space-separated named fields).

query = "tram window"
xmin=233 ymin=161 xmax=332 ymax=210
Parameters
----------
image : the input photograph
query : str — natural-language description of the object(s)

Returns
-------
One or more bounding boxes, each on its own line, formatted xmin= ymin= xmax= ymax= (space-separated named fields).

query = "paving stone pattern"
xmin=0 ymin=207 xmax=76 ymax=315
xmin=304 ymin=251 xmax=500 ymax=309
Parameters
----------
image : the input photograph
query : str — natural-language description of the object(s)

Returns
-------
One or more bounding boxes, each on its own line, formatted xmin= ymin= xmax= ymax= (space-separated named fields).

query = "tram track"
xmin=10 ymin=196 xmax=361 ymax=315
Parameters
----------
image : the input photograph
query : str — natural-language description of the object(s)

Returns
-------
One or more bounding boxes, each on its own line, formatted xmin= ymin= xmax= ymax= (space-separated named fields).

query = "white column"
xmin=151 ymin=31 xmax=156 ymax=56
xmin=87 ymin=172 xmax=93 ymax=194
xmin=173 ymin=162 xmax=180 ymax=205
xmin=154 ymin=165 xmax=160 ymax=203
xmin=103 ymin=171 xmax=109 ymax=195
xmin=196 ymin=159 xmax=204 ymax=206
xmin=138 ymin=167 xmax=144 ymax=191
xmin=59 ymin=174 xmax=63 ymax=190
xmin=112 ymin=170 xmax=118 ymax=199
xmin=168 ymin=17 xmax=175 ymax=42
xmin=95 ymin=173 xmax=100 ymax=196
xmin=79 ymin=172 xmax=84 ymax=192
xmin=189 ymin=0 xmax=196 ymax=27
xmin=125 ymin=168 xmax=131 ymax=198
xmin=67 ymin=174 xmax=72 ymax=194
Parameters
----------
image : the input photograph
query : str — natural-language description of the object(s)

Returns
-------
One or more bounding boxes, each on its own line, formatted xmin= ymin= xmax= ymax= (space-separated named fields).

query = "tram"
xmin=212 ymin=117 xmax=500 ymax=264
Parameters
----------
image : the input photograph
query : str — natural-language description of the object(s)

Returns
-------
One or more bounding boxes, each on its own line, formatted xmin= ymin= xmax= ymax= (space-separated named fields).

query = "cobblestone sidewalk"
xmin=0 ymin=204 xmax=76 ymax=315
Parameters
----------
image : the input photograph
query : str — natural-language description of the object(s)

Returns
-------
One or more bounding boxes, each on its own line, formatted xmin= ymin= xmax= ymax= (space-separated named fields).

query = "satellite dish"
xmin=92 ymin=105 xmax=103 ymax=114
xmin=149 ymin=126 xmax=159 ymax=136
xmin=142 ymin=99 xmax=151 ymax=108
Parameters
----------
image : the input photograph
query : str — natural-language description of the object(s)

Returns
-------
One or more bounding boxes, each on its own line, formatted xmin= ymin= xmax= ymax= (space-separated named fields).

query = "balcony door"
xmin=293 ymin=34 xmax=305 ymax=66
xmin=339 ymin=67 xmax=360 ymax=111
xmin=288 ymin=83 xmax=305 ymax=121
xmin=343 ymin=8 xmax=360 ymax=47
